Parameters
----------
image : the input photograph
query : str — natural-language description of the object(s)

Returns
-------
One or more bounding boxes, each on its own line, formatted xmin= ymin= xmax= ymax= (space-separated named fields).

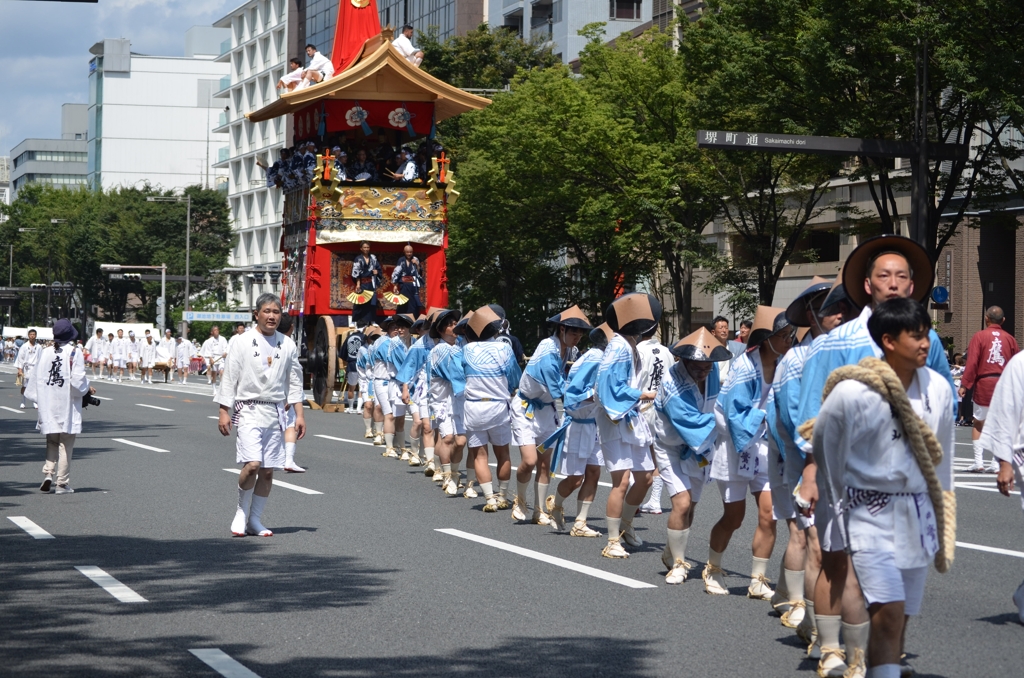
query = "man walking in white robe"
xmin=202 ymin=325 xmax=230 ymax=386
xmin=216 ymin=293 xmax=305 ymax=537
xmin=15 ymin=328 xmax=41 ymax=409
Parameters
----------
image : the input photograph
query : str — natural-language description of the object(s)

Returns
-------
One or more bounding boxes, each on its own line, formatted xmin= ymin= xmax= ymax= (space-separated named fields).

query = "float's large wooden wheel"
xmin=311 ymin=315 xmax=337 ymax=408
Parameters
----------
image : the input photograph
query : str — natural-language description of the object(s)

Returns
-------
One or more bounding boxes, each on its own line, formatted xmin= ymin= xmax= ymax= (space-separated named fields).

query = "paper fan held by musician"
xmin=243 ymin=0 xmax=490 ymax=410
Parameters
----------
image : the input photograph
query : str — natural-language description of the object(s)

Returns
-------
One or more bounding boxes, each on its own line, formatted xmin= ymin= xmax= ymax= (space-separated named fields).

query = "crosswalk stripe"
xmin=8 ymin=516 xmax=55 ymax=539
xmin=189 ymin=649 xmax=262 ymax=677
xmin=137 ymin=403 xmax=173 ymax=412
xmin=113 ymin=438 xmax=170 ymax=453
xmin=222 ymin=469 xmax=323 ymax=495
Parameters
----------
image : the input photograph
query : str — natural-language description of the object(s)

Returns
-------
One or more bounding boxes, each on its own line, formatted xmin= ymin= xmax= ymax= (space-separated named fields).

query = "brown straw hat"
xmin=841 ymin=234 xmax=933 ymax=308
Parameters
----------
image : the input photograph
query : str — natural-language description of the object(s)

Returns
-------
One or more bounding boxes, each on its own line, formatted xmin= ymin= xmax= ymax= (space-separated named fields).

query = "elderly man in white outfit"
xmin=24 ymin=319 xmax=94 ymax=494
xmin=202 ymin=325 xmax=230 ymax=386
xmin=216 ymin=293 xmax=305 ymax=537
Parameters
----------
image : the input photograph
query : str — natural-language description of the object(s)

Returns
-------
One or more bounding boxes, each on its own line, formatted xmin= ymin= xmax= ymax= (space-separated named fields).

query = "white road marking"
xmin=189 ymin=649 xmax=262 ymax=678
xmin=316 ymin=434 xmax=374 ymax=447
xmin=437 ymin=528 xmax=657 ymax=589
xmin=208 ymin=416 xmax=220 ymax=419
xmin=0 ymin=406 xmax=25 ymax=414
xmin=75 ymin=565 xmax=147 ymax=602
xmin=222 ymin=469 xmax=323 ymax=495
xmin=93 ymin=396 xmax=113 ymax=401
xmin=8 ymin=516 xmax=55 ymax=539
xmin=956 ymin=542 xmax=1024 ymax=559
xmin=113 ymin=438 xmax=170 ymax=453
xmin=954 ymin=481 xmax=1019 ymax=495
xmin=137 ymin=403 xmax=173 ymax=412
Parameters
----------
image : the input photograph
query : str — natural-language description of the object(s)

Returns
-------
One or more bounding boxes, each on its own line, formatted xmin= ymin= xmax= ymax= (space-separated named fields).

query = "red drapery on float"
xmin=331 ymin=0 xmax=383 ymax=74
xmin=292 ymin=100 xmax=435 ymax=141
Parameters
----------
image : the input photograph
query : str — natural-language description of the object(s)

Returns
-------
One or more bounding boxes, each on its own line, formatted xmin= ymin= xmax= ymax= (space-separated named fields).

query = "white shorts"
xmin=142 ymin=358 xmax=155 ymax=368
xmin=467 ymin=424 xmax=511 ymax=448
xmin=389 ymin=381 xmax=406 ymax=416
xmin=603 ymin=438 xmax=655 ymax=473
xmin=346 ymin=369 xmax=359 ymax=386
xmin=236 ymin=424 xmax=285 ymax=469
xmin=285 ymin=405 xmax=297 ymax=430
xmin=558 ymin=422 xmax=603 ymax=476
xmin=209 ymin=360 xmax=223 ymax=373
xmin=815 ymin=497 xmax=845 ymax=552
xmin=437 ymin=411 xmax=466 ymax=438
xmin=717 ymin=471 xmax=772 ymax=504
xmin=558 ymin=446 xmax=604 ymax=477
xmin=851 ymin=550 xmax=928 ymax=616
xmin=653 ymin=443 xmax=708 ymax=503
xmin=771 ymin=483 xmax=798 ymax=521
xmin=973 ymin=403 xmax=988 ymax=421
xmin=112 ymin=358 xmax=126 ymax=368
xmin=463 ymin=400 xmax=511 ymax=434
xmin=374 ymin=380 xmax=401 ymax=416
xmin=510 ymin=398 xmax=559 ymax=447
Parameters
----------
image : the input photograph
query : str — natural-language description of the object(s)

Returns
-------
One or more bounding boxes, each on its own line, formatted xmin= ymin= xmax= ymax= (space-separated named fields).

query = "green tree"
xmin=418 ymin=24 xmax=559 ymax=90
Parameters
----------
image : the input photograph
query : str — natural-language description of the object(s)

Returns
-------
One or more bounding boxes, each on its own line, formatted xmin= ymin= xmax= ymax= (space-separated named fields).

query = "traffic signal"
xmin=30 ymin=283 xmax=47 ymax=290
xmin=122 ymin=273 xmax=142 ymax=281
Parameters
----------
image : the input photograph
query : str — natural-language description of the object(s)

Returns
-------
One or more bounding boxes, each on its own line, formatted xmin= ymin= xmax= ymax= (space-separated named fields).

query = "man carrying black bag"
xmin=24 ymin=319 xmax=95 ymax=495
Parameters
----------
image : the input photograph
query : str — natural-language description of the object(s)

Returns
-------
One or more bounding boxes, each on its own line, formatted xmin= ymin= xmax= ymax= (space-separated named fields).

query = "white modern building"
xmin=86 ymin=28 xmax=230 ymax=192
xmin=212 ymin=0 xmax=294 ymax=308
xmin=0 ymin=156 xmax=10 ymax=214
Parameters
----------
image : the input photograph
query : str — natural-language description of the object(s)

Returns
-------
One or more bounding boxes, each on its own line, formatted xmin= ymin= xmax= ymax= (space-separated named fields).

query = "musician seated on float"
xmin=384 ymin=148 xmax=419 ymax=183
xmin=350 ymin=149 xmax=377 ymax=182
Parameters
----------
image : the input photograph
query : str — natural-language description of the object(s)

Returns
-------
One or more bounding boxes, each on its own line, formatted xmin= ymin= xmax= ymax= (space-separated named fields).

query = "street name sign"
xmin=183 ymin=311 xmax=252 ymax=322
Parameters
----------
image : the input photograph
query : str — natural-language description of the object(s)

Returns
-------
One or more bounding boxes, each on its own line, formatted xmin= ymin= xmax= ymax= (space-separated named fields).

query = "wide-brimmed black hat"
xmin=467 ymin=306 xmax=502 ymax=341
xmin=671 ymin=327 xmax=732 ymax=362
xmin=746 ymin=306 xmax=791 ymax=348
xmin=589 ymin=323 xmax=613 ymax=350
xmin=430 ymin=308 xmax=461 ymax=339
xmin=383 ymin=313 xmax=415 ymax=331
xmin=410 ymin=315 xmax=427 ymax=334
xmin=454 ymin=310 xmax=473 ymax=336
xmin=785 ymin=276 xmax=834 ymax=327
xmin=842 ymin=234 xmax=933 ymax=308
xmin=547 ymin=305 xmax=592 ymax=330
xmin=605 ymin=293 xmax=662 ymax=336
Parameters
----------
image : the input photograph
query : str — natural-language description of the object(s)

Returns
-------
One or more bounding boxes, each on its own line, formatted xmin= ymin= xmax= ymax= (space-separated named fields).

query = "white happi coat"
xmin=15 ymin=341 xmax=42 ymax=380
xmin=139 ymin=339 xmax=157 ymax=368
xmin=175 ymin=340 xmax=194 ymax=368
xmin=813 ymin=366 xmax=954 ymax=569
xmin=85 ymin=335 xmax=103 ymax=362
xmin=110 ymin=336 xmax=128 ymax=360
xmin=214 ymin=328 xmax=304 ymax=429
xmin=24 ymin=342 xmax=90 ymax=435
xmin=979 ymin=351 xmax=1024 ymax=512
xmin=202 ymin=335 xmax=229 ymax=367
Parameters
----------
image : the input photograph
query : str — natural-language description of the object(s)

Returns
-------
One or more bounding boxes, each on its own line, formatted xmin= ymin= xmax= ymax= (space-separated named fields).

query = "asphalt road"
xmin=1 ymin=366 xmax=1022 ymax=677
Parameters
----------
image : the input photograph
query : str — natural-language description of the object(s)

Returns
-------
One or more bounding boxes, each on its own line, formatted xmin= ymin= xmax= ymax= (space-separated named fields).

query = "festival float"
xmin=245 ymin=1 xmax=489 ymax=409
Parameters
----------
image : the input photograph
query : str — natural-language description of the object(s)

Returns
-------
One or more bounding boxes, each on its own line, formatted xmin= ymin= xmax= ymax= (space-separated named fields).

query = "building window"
xmin=610 ymin=0 xmax=643 ymax=20
xmin=13 ymin=151 xmax=88 ymax=167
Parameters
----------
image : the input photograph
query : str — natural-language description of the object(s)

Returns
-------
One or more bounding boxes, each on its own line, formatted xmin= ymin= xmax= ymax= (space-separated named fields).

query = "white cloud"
xmin=0 ymin=0 xmax=236 ymax=156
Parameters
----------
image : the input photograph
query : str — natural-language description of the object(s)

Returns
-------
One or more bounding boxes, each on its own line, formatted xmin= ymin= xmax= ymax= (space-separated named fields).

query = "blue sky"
xmin=0 ymin=0 xmax=238 ymax=156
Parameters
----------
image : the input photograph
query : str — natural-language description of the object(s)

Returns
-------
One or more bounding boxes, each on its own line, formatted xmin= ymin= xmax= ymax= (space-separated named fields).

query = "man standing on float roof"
xmin=795 ymin=234 xmax=956 ymax=678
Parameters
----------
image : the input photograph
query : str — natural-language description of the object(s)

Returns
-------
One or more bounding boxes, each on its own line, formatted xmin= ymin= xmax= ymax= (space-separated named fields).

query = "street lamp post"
xmin=147 ymin=195 xmax=192 ymax=336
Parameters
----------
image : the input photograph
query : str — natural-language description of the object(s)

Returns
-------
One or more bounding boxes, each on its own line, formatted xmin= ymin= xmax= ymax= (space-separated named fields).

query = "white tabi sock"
xmin=363 ymin=416 xmax=372 ymax=434
xmin=284 ymin=442 xmax=296 ymax=465
xmin=231 ymin=485 xmax=254 ymax=534
xmin=804 ymin=599 xmax=816 ymax=630
xmin=782 ymin=569 xmax=805 ymax=603
xmin=384 ymin=433 xmax=395 ymax=449
xmin=497 ymin=479 xmax=509 ymax=498
xmin=648 ymin=475 xmax=663 ymax=503
xmin=517 ymin=480 xmax=530 ymax=505
xmin=441 ymin=463 xmax=452 ymax=474
xmin=842 ymin=620 xmax=870 ymax=666
xmin=535 ymin=481 xmax=549 ymax=512
xmin=465 ymin=468 xmax=476 ymax=486
xmin=356 ymin=396 xmax=364 ymax=410
xmin=866 ymin=665 xmax=900 ymax=678
xmin=606 ymin=516 xmax=621 ymax=539
xmin=751 ymin=556 xmax=770 ymax=580
xmin=554 ymin=491 xmax=567 ymax=509
xmin=621 ymin=501 xmax=640 ymax=528
xmin=248 ymin=494 xmax=270 ymax=533
xmin=816 ymin=614 xmax=841 ymax=650
xmin=666 ymin=528 xmax=690 ymax=562
xmin=576 ymin=500 xmax=592 ymax=523
xmin=708 ymin=547 xmax=724 ymax=568
xmin=424 ymin=446 xmax=435 ymax=462
xmin=973 ymin=439 xmax=984 ymax=465
xmin=410 ymin=436 xmax=420 ymax=454
xmin=479 ymin=481 xmax=494 ymax=497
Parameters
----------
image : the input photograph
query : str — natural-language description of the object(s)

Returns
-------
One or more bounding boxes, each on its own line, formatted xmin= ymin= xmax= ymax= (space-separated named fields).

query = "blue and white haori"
xmin=652 ymin=361 xmax=722 ymax=503
xmin=397 ymin=333 xmax=435 ymax=419
xmin=428 ymin=341 xmax=467 ymax=437
xmin=768 ymin=331 xmax=816 ymax=523
xmin=512 ymin=335 xmax=577 ymax=447
xmin=712 ymin=348 xmax=774 ymax=502
xmin=356 ymin=343 xmax=374 ymax=400
xmin=371 ymin=334 xmax=408 ymax=417
xmin=541 ymin=347 xmax=604 ymax=477
xmin=595 ymin=334 xmax=655 ymax=473
xmin=461 ymin=340 xmax=522 ymax=447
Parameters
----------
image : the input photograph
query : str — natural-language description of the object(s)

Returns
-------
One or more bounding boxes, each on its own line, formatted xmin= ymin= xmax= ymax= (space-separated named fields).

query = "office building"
xmin=86 ymin=28 xmax=230 ymax=192
xmin=9 ymin=104 xmax=89 ymax=201
xmin=0 ymin=156 xmax=10 ymax=212
xmin=213 ymin=0 xmax=295 ymax=308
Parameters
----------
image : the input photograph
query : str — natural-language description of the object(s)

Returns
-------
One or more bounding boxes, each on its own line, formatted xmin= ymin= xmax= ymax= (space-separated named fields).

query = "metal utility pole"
xmin=910 ymin=38 xmax=930 ymax=255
